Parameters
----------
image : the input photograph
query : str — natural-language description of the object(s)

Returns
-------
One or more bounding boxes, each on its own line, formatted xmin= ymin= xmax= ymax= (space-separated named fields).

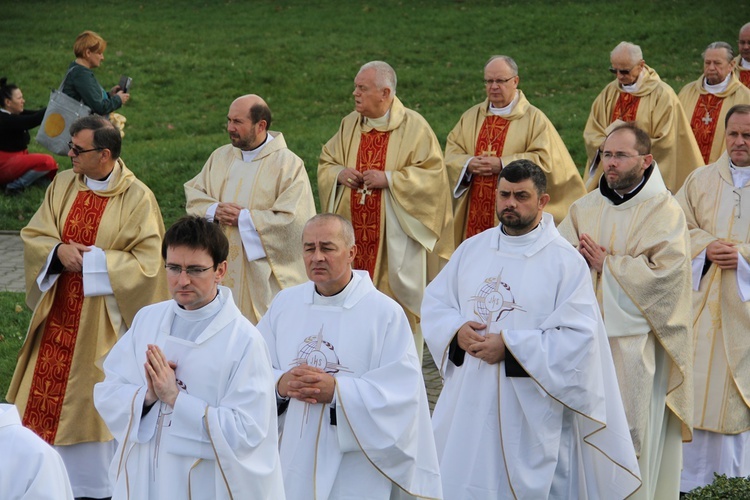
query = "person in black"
xmin=0 ymin=77 xmax=57 ymax=195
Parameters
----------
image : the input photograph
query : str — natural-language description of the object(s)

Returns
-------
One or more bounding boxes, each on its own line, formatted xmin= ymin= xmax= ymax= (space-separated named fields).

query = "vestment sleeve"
xmin=422 ymin=242 xmax=474 ymax=374
xmin=675 ymin=176 xmax=718 ymax=258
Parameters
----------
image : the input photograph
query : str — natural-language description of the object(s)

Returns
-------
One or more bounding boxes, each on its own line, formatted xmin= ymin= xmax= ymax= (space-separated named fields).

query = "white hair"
xmin=703 ymin=41 xmax=734 ymax=61
xmin=611 ymin=42 xmax=643 ymax=63
xmin=358 ymin=61 xmax=397 ymax=96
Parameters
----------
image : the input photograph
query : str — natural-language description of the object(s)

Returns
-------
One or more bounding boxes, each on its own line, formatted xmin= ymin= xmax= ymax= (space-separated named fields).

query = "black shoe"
xmin=3 ymin=185 xmax=24 ymax=196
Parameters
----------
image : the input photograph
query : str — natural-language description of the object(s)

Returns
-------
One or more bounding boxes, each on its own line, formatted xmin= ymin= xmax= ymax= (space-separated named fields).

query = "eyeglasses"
xmin=609 ymin=66 xmax=637 ymax=76
xmin=484 ymin=76 xmax=516 ymax=86
xmin=601 ymin=152 xmax=644 ymax=161
xmin=165 ymin=265 xmax=214 ymax=277
xmin=68 ymin=141 xmax=104 ymax=157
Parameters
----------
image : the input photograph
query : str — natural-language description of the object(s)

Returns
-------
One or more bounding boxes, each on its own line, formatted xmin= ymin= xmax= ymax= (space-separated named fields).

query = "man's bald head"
xmin=739 ymin=23 xmax=750 ymax=62
xmin=227 ymin=94 xmax=271 ymax=150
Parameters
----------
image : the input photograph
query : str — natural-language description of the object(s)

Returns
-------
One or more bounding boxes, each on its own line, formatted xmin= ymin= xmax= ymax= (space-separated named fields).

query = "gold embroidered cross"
xmin=481 ymin=147 xmax=497 ymax=157
xmin=357 ymin=187 xmax=372 ymax=204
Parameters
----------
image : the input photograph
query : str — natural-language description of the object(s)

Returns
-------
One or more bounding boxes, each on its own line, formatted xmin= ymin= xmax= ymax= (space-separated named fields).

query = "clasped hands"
xmin=467 ymin=154 xmax=502 ymax=177
xmin=144 ymin=344 xmax=179 ymax=407
xmin=578 ymin=233 xmax=607 ymax=273
xmin=277 ymin=364 xmax=336 ymax=404
xmin=337 ymin=167 xmax=387 ymax=190
xmin=457 ymin=321 xmax=505 ymax=364
xmin=706 ymin=239 xmax=739 ymax=270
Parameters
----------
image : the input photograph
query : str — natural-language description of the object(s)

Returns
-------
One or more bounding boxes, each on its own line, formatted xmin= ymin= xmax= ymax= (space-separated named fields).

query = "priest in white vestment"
xmin=94 ymin=216 xmax=284 ymax=499
xmin=424 ymin=159 xmax=641 ymax=500
xmin=185 ymin=94 xmax=316 ymax=324
xmin=559 ymin=124 xmax=693 ymax=500
xmin=258 ymin=214 xmax=442 ymax=500
xmin=0 ymin=404 xmax=74 ymax=500
xmin=676 ymin=105 xmax=750 ymax=492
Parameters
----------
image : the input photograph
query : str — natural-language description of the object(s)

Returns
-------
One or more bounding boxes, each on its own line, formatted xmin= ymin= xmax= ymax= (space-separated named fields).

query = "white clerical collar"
xmin=85 ymin=170 xmax=114 ymax=191
xmin=498 ymin=217 xmax=544 ymax=247
xmin=488 ymin=92 xmax=519 ymax=116
xmin=620 ymin=71 xmax=644 ymax=94
xmin=703 ymin=73 xmax=731 ymax=94
xmin=0 ymin=109 xmax=10 ymax=115
xmin=173 ymin=288 xmax=223 ymax=321
xmin=241 ymin=133 xmax=273 ymax=162
xmin=313 ymin=271 xmax=359 ymax=306
xmin=730 ymin=160 xmax=750 ymax=188
xmin=742 ymin=59 xmax=750 ymax=69
xmin=364 ymin=110 xmax=390 ymax=130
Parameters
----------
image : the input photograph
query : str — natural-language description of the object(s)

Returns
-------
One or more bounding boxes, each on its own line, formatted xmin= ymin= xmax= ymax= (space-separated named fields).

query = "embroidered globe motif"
xmin=471 ymin=272 xmax=525 ymax=322
xmin=293 ymin=326 xmax=351 ymax=375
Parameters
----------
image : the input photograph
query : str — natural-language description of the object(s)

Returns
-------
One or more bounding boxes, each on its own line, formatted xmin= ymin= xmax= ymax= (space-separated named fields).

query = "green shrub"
xmin=684 ymin=474 xmax=750 ymax=499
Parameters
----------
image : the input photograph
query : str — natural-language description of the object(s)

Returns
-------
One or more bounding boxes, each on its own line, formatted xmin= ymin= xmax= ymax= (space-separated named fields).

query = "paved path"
xmin=0 ymin=231 xmax=24 ymax=293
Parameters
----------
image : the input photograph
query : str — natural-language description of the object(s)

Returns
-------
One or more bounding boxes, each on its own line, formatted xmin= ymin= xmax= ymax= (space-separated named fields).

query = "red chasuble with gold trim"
xmin=611 ymin=92 xmax=641 ymax=122
xmin=740 ymin=70 xmax=750 ymax=87
xmin=688 ymin=93 xmax=724 ymax=163
xmin=464 ymin=116 xmax=510 ymax=239
xmin=351 ymin=130 xmax=390 ymax=278
xmin=23 ymin=191 xmax=109 ymax=444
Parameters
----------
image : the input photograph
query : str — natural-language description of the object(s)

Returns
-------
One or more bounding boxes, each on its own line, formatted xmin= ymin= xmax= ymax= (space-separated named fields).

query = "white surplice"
xmin=257 ymin=271 xmax=442 ymax=500
xmin=0 ymin=404 xmax=74 ymax=500
xmin=422 ymin=213 xmax=641 ymax=499
xmin=94 ymin=287 xmax=284 ymax=499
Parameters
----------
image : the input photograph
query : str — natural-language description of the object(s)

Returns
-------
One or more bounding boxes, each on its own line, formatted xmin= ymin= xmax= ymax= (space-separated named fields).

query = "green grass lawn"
xmin=1 ymin=0 xmax=748 ymax=397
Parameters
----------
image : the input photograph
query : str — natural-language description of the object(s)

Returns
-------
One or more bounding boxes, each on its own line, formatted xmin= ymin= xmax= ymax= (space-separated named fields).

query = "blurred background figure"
xmin=62 ymin=30 xmax=129 ymax=135
xmin=0 ymin=77 xmax=58 ymax=196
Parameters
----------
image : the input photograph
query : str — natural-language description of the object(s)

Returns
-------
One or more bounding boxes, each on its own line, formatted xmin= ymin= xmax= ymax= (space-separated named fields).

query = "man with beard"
xmin=559 ymin=123 xmax=693 ymax=499
xmin=423 ymin=159 xmax=641 ymax=499
xmin=679 ymin=42 xmax=750 ymax=164
xmin=185 ymin=94 xmax=316 ymax=324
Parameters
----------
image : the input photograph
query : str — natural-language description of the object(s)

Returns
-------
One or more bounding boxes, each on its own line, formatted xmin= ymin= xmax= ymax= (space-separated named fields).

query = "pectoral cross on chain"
xmin=357 ymin=187 xmax=372 ymax=205
xmin=702 ymin=113 xmax=713 ymax=125
xmin=481 ymin=147 xmax=497 ymax=157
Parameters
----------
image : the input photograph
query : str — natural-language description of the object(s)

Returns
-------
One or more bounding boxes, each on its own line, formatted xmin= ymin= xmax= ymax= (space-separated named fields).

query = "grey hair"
xmin=611 ymin=42 xmax=643 ymax=63
xmin=703 ymin=41 xmax=734 ymax=61
xmin=304 ymin=213 xmax=356 ymax=247
xmin=358 ymin=61 xmax=397 ymax=96
xmin=484 ymin=55 xmax=518 ymax=76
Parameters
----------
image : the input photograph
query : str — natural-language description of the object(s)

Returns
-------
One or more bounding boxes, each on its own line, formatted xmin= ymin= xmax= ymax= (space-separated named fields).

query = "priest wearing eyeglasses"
xmin=560 ymin=123 xmax=694 ymax=499
xmin=7 ymin=114 xmax=168 ymax=499
xmin=678 ymin=42 xmax=750 ymax=165
xmin=95 ymin=216 xmax=284 ymax=499
xmin=445 ymin=54 xmax=585 ymax=245
xmin=583 ymin=41 xmax=703 ymax=193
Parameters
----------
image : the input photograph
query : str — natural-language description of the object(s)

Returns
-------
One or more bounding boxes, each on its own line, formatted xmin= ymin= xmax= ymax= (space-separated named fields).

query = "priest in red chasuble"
xmin=679 ymin=42 xmax=750 ymax=165
xmin=583 ymin=41 xmax=703 ymax=193
xmin=318 ymin=61 xmax=453 ymax=359
xmin=735 ymin=23 xmax=750 ymax=88
xmin=445 ymin=55 xmax=585 ymax=245
xmin=6 ymin=115 xmax=168 ymax=499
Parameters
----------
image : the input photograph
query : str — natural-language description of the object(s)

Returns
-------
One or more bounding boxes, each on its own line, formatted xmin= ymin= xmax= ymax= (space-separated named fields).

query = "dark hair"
xmin=69 ymin=115 xmax=122 ymax=159
xmin=606 ymin=122 xmax=651 ymax=155
xmin=162 ymin=215 xmax=229 ymax=267
xmin=249 ymin=102 xmax=272 ymax=128
xmin=0 ymin=77 xmax=18 ymax=107
xmin=499 ymin=159 xmax=547 ymax=195
xmin=725 ymin=104 xmax=750 ymax=128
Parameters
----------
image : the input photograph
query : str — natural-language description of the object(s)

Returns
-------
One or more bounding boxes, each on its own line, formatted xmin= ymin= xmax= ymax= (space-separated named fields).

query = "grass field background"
xmin=1 ymin=0 xmax=748 ymax=397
